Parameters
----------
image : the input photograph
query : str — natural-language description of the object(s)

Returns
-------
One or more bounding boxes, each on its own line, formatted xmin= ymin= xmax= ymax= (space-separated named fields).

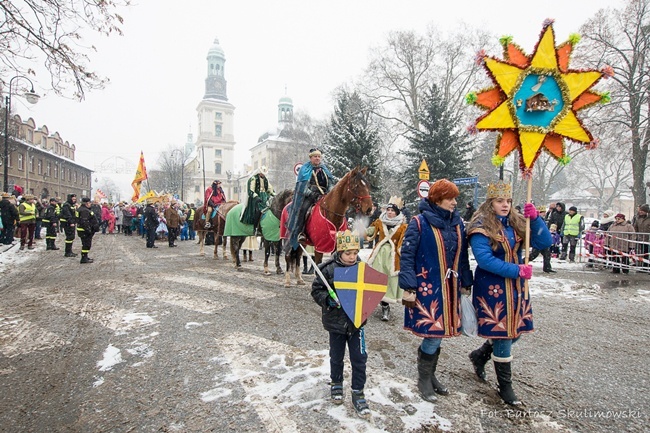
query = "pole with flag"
xmin=131 ymin=151 xmax=149 ymax=202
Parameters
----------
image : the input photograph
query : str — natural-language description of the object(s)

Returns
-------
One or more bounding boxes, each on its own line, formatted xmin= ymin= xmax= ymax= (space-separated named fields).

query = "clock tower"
xmin=186 ymin=38 xmax=237 ymax=204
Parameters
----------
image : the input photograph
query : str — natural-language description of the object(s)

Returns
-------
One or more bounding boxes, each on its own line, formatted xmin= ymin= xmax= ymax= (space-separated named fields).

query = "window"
xmin=194 ymin=185 xmax=200 ymax=192
xmin=215 ymin=112 xmax=222 ymax=121
xmin=27 ymin=130 xmax=33 ymax=143
xmin=215 ymin=124 xmax=222 ymax=137
xmin=38 ymin=159 xmax=42 ymax=175
xmin=53 ymin=165 xmax=57 ymax=178
xmin=261 ymin=157 xmax=267 ymax=167
xmin=214 ymin=149 xmax=222 ymax=158
xmin=29 ymin=156 xmax=34 ymax=173
xmin=214 ymin=162 xmax=222 ymax=174
xmin=18 ymin=154 xmax=23 ymax=170
xmin=73 ymin=171 xmax=77 ymax=183
xmin=67 ymin=168 xmax=71 ymax=181
xmin=42 ymin=137 xmax=46 ymax=147
xmin=46 ymin=162 xmax=51 ymax=177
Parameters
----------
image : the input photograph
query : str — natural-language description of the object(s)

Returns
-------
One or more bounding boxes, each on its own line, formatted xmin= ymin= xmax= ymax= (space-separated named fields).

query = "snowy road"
xmin=0 ymin=234 xmax=648 ymax=432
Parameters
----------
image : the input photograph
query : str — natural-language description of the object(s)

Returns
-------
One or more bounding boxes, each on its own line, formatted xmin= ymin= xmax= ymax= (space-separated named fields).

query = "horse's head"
xmin=347 ymin=167 xmax=373 ymax=216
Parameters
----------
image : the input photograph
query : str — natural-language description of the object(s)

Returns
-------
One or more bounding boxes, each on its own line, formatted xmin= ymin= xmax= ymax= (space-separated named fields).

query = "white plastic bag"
xmin=461 ymin=294 xmax=478 ymax=337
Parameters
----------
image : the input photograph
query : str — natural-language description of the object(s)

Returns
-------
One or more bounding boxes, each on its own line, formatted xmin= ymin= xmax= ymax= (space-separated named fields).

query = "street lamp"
xmin=3 ymin=76 xmax=40 ymax=192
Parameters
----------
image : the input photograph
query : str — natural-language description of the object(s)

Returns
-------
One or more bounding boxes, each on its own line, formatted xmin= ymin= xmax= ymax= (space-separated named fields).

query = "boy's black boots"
xmin=469 ymin=340 xmax=493 ymax=381
xmin=494 ymin=360 xmax=522 ymax=406
xmin=417 ymin=348 xmax=438 ymax=402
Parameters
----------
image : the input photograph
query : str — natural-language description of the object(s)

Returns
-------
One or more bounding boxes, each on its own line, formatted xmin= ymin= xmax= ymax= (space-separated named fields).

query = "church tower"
xmin=187 ymin=38 xmax=237 ymax=204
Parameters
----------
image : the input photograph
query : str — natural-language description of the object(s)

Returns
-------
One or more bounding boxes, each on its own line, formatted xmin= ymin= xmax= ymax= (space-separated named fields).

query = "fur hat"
xmin=615 ymin=213 xmax=626 ymax=220
xmin=603 ymin=209 xmax=614 ymax=217
xmin=428 ymin=179 xmax=459 ymax=203
xmin=260 ymin=165 xmax=269 ymax=176
xmin=486 ymin=181 xmax=512 ymax=200
xmin=1 ymin=192 xmax=10 ymax=198
xmin=336 ymin=229 xmax=360 ymax=252
xmin=640 ymin=204 xmax=650 ymax=213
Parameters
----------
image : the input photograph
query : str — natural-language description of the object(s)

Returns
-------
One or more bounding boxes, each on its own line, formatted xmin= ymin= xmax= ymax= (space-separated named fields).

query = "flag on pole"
xmin=131 ymin=151 xmax=148 ymax=202
xmin=333 ymin=263 xmax=388 ymax=328
xmin=95 ymin=189 xmax=107 ymax=201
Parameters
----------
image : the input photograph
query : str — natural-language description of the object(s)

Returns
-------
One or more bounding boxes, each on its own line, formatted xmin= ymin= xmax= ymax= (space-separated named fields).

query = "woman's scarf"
xmin=379 ymin=211 xmax=404 ymax=228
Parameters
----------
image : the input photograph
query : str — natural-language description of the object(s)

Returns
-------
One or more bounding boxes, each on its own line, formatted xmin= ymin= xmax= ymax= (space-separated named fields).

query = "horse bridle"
xmin=319 ymin=173 xmax=371 ymax=217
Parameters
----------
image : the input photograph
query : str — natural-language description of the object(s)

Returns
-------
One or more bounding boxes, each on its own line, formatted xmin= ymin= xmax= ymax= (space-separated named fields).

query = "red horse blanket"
xmin=281 ymin=200 xmax=348 ymax=254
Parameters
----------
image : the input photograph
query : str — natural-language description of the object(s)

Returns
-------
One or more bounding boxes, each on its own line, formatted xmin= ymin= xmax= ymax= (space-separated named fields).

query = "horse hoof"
xmin=264 ymin=271 xmax=271 ymax=276
xmin=276 ymin=269 xmax=284 ymax=275
xmin=296 ymin=280 xmax=306 ymax=286
xmin=236 ymin=267 xmax=243 ymax=272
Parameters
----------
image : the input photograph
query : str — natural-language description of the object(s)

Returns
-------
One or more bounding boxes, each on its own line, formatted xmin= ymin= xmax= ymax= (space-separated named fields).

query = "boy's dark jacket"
xmin=311 ymin=252 xmax=363 ymax=334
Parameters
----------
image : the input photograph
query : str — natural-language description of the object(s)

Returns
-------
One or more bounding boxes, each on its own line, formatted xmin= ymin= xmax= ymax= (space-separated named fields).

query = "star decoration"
xmin=467 ymin=21 xmax=611 ymax=173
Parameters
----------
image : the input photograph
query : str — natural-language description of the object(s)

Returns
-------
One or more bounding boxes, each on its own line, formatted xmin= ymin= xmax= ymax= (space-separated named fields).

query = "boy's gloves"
xmin=326 ymin=297 xmax=338 ymax=308
xmin=523 ymin=203 xmax=539 ymax=220
xmin=518 ymin=264 xmax=533 ymax=280
xmin=401 ymin=290 xmax=417 ymax=308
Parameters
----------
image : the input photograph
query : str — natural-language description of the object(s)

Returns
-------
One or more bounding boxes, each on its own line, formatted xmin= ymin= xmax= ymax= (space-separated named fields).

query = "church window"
xmin=215 ymin=112 xmax=222 ymax=120
xmin=214 ymin=149 xmax=222 ymax=158
xmin=195 ymin=185 xmax=200 ymax=193
xmin=214 ymin=162 xmax=222 ymax=174
xmin=215 ymin=124 xmax=222 ymax=137
xmin=18 ymin=153 xmax=23 ymax=170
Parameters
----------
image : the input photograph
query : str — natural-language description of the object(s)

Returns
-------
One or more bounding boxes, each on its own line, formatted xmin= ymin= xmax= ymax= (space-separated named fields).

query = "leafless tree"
xmin=149 ymin=146 xmax=191 ymax=197
xmin=578 ymin=0 xmax=650 ymax=207
xmin=0 ymin=0 xmax=130 ymax=99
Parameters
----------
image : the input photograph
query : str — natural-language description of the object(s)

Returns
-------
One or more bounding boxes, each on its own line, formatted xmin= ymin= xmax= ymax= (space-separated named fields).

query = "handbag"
xmin=461 ymin=293 xmax=478 ymax=337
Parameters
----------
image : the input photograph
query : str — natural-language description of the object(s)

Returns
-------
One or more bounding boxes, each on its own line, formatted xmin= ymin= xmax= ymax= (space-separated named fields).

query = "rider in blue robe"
xmin=285 ymin=148 xmax=335 ymax=251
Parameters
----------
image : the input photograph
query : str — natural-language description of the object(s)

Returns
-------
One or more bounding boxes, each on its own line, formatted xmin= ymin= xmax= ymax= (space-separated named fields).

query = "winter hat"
xmin=640 ymin=204 xmax=650 ymax=213
xmin=603 ymin=209 xmax=614 ymax=217
xmin=569 ymin=206 xmax=578 ymax=212
xmin=591 ymin=220 xmax=600 ymax=228
xmin=428 ymin=179 xmax=459 ymax=203
xmin=615 ymin=213 xmax=626 ymax=220
xmin=81 ymin=197 xmax=91 ymax=203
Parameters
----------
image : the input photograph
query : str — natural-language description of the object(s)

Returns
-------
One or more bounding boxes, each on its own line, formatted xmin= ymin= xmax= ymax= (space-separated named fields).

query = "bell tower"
xmin=204 ymin=38 xmax=228 ymax=101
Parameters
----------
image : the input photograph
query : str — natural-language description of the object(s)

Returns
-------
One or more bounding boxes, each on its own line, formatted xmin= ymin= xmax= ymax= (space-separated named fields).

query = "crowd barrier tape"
xmin=580 ymin=231 xmax=650 ymax=272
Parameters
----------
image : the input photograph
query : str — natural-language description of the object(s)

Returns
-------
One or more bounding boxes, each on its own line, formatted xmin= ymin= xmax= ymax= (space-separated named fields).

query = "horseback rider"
xmin=285 ymin=148 xmax=335 ymax=251
xmin=241 ymin=165 xmax=274 ymax=227
xmin=204 ymin=180 xmax=226 ymax=229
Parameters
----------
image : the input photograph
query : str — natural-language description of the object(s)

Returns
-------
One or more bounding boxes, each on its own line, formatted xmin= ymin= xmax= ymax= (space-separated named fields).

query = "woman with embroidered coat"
xmin=399 ymin=179 xmax=473 ymax=403
xmin=466 ymin=181 xmax=552 ymax=406
xmin=366 ymin=198 xmax=407 ymax=321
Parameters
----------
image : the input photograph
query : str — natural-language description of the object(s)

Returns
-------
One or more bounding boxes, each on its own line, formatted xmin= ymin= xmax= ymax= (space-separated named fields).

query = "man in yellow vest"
xmin=187 ymin=203 xmax=196 ymax=241
xmin=18 ymin=194 xmax=37 ymax=250
xmin=560 ymin=206 xmax=584 ymax=262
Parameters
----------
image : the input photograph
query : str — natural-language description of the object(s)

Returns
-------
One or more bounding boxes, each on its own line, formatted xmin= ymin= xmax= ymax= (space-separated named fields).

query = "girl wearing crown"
xmin=365 ymin=196 xmax=408 ymax=321
xmin=399 ymin=179 xmax=473 ymax=403
xmin=466 ymin=181 xmax=552 ymax=406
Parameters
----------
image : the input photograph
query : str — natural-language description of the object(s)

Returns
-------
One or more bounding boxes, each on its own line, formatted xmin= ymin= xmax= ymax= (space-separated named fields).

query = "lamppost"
xmin=171 ymin=148 xmax=187 ymax=202
xmin=3 ymin=75 xmax=40 ymax=192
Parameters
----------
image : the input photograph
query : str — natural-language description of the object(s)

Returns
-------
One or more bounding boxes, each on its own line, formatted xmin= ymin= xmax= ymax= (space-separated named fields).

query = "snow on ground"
xmin=0 ymin=238 xmax=46 ymax=273
xmin=97 ymin=344 xmax=124 ymax=372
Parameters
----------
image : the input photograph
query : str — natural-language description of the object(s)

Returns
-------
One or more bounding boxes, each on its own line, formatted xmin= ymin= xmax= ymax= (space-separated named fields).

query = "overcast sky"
xmin=14 ymin=0 xmax=619 ymax=194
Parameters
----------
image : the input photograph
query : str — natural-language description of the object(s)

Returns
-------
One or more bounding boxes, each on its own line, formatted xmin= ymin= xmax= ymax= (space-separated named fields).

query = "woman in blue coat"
xmin=466 ymin=181 xmax=552 ymax=406
xmin=399 ymin=179 xmax=473 ymax=402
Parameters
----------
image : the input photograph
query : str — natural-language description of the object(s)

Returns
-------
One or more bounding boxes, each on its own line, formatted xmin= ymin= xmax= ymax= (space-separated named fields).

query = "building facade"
xmin=249 ymin=95 xmax=312 ymax=193
xmin=185 ymin=38 xmax=237 ymax=204
xmin=2 ymin=114 xmax=92 ymax=199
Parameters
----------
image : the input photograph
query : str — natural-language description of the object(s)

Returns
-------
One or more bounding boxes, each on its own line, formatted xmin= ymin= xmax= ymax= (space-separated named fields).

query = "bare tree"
xmin=0 ymin=0 xmax=130 ymax=99
xmin=149 ymin=146 xmax=191 ymax=197
xmin=96 ymin=177 xmax=119 ymax=203
xmin=578 ymin=0 xmax=650 ymax=207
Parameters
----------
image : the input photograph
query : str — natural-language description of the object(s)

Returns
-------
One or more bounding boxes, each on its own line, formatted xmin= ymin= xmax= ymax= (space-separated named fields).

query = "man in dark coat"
xmin=43 ymin=197 xmax=61 ymax=250
xmin=60 ymin=194 xmax=78 ymax=257
xmin=0 ymin=192 xmax=19 ymax=244
xmin=144 ymin=203 xmax=159 ymax=248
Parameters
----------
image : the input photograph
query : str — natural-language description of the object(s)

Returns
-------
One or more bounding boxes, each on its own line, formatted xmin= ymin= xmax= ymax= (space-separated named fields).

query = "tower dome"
xmin=278 ymin=94 xmax=294 ymax=124
xmin=204 ymin=37 xmax=227 ymax=101
xmin=207 ymin=38 xmax=225 ymax=59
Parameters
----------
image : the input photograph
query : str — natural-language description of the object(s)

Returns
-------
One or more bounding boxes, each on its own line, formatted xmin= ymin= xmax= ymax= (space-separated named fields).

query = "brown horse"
xmin=194 ymin=201 xmax=238 ymax=259
xmin=282 ymin=166 xmax=373 ymax=287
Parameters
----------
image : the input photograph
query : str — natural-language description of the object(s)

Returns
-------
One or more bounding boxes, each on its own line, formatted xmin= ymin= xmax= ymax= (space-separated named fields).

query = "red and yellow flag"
xmin=131 ymin=151 xmax=148 ymax=202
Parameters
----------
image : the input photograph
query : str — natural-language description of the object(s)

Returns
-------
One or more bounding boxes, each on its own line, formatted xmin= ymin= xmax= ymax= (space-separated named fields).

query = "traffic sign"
xmin=293 ymin=163 xmax=303 ymax=176
xmin=418 ymin=159 xmax=430 ymax=180
xmin=453 ymin=176 xmax=479 ymax=185
xmin=417 ymin=180 xmax=430 ymax=199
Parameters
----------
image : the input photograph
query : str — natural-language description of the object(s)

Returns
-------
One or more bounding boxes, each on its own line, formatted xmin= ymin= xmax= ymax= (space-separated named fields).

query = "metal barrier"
xmin=580 ymin=231 xmax=650 ymax=273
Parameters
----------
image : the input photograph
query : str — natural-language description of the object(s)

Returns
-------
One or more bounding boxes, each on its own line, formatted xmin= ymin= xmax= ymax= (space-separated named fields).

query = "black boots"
xmin=80 ymin=253 xmax=94 ymax=264
xmin=417 ymin=347 xmax=448 ymax=402
xmin=494 ymin=361 xmax=522 ymax=406
xmin=381 ymin=303 xmax=390 ymax=321
xmin=469 ymin=340 xmax=493 ymax=381
xmin=64 ymin=243 xmax=77 ymax=257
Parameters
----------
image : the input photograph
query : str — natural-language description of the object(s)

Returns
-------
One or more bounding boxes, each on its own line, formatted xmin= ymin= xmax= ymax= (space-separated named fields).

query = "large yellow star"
xmin=469 ymin=23 xmax=609 ymax=173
